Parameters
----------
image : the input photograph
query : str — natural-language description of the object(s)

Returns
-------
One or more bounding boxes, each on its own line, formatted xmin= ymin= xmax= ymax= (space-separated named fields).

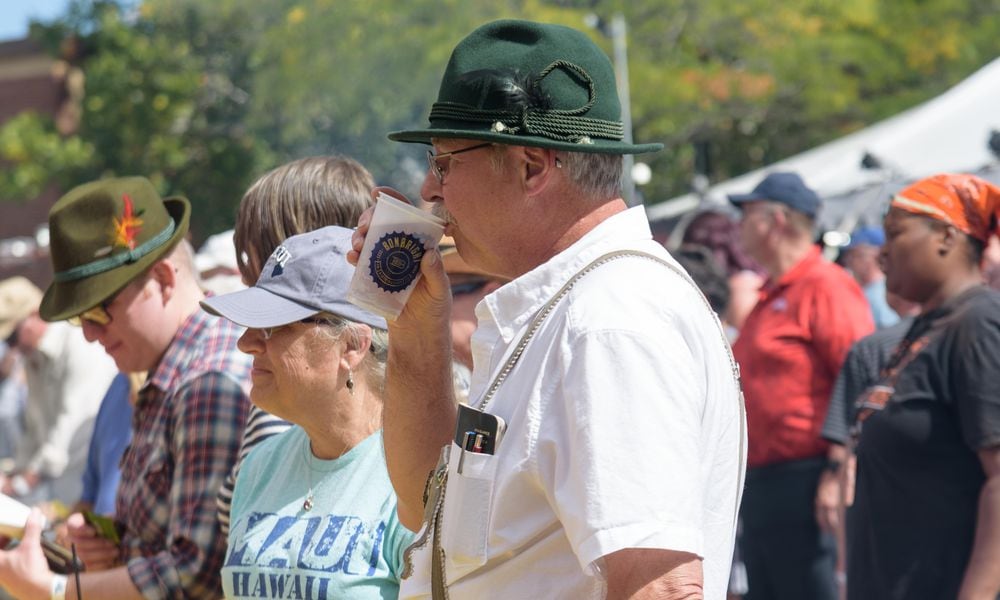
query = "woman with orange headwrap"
xmin=847 ymin=174 xmax=1000 ymax=600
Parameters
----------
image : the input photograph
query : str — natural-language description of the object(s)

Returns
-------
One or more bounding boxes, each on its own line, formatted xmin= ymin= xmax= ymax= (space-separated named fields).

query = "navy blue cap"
xmin=728 ymin=172 xmax=821 ymax=218
xmin=844 ymin=226 xmax=885 ymax=249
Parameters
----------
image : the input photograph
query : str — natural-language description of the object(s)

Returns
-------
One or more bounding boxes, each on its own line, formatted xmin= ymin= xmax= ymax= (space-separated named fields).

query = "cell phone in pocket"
xmin=454 ymin=403 xmax=506 ymax=455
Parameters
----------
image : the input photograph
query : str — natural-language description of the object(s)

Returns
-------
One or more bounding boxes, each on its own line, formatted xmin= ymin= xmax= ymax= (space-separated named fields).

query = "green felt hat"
xmin=389 ymin=19 xmax=663 ymax=155
xmin=39 ymin=176 xmax=190 ymax=322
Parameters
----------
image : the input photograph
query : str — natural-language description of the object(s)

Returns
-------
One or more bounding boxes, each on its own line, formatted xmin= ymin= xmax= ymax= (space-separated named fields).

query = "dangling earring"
xmin=346 ymin=370 xmax=355 ymax=395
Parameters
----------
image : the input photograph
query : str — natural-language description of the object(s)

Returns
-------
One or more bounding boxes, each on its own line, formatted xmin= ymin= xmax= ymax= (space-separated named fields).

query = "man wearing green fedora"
xmin=0 ymin=177 xmax=251 ymax=600
xmin=350 ymin=19 xmax=746 ymax=599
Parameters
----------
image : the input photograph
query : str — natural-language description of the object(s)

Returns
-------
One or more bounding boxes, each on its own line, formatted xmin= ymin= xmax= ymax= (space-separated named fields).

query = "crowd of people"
xmin=0 ymin=16 xmax=997 ymax=600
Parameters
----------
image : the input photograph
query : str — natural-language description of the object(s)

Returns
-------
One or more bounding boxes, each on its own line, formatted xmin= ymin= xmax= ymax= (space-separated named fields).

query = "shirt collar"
xmin=476 ymin=206 xmax=652 ymax=342
xmin=145 ymin=308 xmax=214 ymax=399
xmin=766 ymin=245 xmax=824 ymax=292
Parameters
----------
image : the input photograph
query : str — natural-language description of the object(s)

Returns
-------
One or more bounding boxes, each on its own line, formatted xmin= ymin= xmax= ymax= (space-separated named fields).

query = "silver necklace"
xmin=303 ymin=440 xmax=316 ymax=511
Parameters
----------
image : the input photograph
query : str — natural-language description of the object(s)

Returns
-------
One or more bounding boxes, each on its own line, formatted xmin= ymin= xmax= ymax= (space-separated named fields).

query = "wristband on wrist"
xmin=824 ymin=459 xmax=843 ymax=474
xmin=10 ymin=474 xmax=31 ymax=497
xmin=50 ymin=573 xmax=68 ymax=600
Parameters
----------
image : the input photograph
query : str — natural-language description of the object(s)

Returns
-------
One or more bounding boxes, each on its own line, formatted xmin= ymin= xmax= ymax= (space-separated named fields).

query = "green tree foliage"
xmin=609 ymin=0 xmax=1000 ymax=200
xmin=210 ymin=0 xmax=517 ymax=196
xmin=0 ymin=0 xmax=261 ymax=239
xmin=0 ymin=112 xmax=92 ymax=196
xmin=2 ymin=0 xmax=998 ymax=235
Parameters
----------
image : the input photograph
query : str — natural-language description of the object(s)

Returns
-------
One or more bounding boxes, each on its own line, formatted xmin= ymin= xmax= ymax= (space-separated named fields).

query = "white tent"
xmin=647 ymin=56 xmax=1000 ymax=233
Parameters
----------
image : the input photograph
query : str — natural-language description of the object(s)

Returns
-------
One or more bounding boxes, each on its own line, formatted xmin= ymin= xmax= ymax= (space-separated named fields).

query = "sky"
xmin=0 ymin=0 xmax=74 ymax=43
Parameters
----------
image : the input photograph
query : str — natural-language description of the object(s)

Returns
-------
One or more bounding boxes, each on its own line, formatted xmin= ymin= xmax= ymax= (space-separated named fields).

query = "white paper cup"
xmin=348 ymin=192 xmax=445 ymax=320
xmin=0 ymin=492 xmax=37 ymax=539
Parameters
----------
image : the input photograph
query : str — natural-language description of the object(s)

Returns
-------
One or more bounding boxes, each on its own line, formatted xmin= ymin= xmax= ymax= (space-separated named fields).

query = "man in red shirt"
xmin=730 ymin=172 xmax=874 ymax=600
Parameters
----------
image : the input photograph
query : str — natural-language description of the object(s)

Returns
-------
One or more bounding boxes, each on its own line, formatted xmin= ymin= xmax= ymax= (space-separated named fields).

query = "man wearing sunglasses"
xmin=351 ymin=20 xmax=746 ymax=600
xmin=0 ymin=177 xmax=251 ymax=600
xmin=0 ymin=276 xmax=116 ymax=508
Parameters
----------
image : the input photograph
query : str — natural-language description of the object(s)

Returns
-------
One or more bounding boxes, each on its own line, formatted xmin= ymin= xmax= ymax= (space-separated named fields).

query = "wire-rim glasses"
xmin=426 ymin=142 xmax=493 ymax=184
xmin=258 ymin=316 xmax=331 ymax=340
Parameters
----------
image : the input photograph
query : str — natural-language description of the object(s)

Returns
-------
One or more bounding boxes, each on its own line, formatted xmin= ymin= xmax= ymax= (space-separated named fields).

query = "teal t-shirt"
xmin=222 ymin=428 xmax=415 ymax=599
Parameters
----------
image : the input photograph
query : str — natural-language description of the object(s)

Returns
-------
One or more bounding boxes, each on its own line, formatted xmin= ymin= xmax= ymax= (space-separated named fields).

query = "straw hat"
xmin=0 ymin=276 xmax=42 ymax=339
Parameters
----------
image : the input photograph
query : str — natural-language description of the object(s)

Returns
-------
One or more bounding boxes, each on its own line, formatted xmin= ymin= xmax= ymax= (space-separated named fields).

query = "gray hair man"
xmin=350 ymin=19 xmax=746 ymax=599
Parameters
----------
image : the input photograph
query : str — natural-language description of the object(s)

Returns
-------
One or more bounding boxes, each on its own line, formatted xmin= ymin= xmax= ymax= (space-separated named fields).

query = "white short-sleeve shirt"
xmin=401 ymin=207 xmax=746 ymax=599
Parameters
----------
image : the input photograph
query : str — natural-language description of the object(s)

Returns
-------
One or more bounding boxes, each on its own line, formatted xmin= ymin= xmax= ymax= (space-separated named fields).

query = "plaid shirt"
xmin=116 ymin=309 xmax=251 ymax=599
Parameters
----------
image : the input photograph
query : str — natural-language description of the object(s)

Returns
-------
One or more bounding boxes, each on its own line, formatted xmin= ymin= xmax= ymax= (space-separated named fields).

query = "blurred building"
xmin=0 ymin=37 xmax=80 ymax=287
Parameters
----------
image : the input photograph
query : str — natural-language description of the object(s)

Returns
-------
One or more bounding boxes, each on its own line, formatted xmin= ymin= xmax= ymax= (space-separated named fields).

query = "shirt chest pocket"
xmin=440 ymin=441 xmax=500 ymax=579
xmin=126 ymin=435 xmax=173 ymax=498
xmin=144 ymin=445 xmax=173 ymax=497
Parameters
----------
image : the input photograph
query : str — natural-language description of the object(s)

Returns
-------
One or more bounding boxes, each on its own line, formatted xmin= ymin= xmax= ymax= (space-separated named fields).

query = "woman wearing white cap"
xmin=201 ymin=225 xmax=414 ymax=599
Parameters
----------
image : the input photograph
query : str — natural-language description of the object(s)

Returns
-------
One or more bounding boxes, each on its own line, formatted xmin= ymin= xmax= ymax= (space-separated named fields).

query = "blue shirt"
xmin=224 ymin=428 xmax=414 ymax=599
xmin=80 ymin=373 xmax=133 ymax=515
xmin=865 ymin=278 xmax=900 ymax=329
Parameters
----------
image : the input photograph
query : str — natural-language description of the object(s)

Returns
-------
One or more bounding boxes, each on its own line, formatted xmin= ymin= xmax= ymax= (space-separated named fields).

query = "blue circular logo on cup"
xmin=369 ymin=231 xmax=424 ymax=292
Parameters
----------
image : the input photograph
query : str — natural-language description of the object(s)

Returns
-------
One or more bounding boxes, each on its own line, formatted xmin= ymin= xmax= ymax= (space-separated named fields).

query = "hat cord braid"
xmin=429 ymin=60 xmax=624 ymax=143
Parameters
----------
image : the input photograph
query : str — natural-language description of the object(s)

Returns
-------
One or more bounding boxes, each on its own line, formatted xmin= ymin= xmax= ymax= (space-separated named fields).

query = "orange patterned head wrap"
xmin=891 ymin=174 xmax=1000 ymax=243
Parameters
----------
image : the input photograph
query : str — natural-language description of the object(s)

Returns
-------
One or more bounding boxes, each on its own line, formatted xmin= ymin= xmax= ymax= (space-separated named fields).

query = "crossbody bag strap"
xmin=583 ymin=251 xmax=746 ymax=529
xmin=636 ymin=251 xmax=748 ymax=529
xmin=429 ymin=249 xmax=746 ymax=598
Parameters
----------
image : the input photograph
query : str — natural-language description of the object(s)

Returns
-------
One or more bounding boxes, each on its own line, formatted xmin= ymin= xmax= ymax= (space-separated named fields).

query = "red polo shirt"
xmin=733 ymin=247 xmax=874 ymax=468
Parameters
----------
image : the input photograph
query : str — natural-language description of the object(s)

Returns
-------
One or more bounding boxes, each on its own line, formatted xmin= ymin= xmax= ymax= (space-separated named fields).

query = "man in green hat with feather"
xmin=349 ymin=19 xmax=746 ymax=599
xmin=0 ymin=177 xmax=251 ymax=600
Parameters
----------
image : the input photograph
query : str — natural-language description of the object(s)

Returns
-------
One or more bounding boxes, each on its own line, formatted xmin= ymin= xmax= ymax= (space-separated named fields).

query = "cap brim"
xmin=40 ymin=196 xmax=191 ymax=322
xmin=388 ymin=128 xmax=664 ymax=155
xmin=201 ymin=286 xmax=389 ymax=331
xmin=844 ymin=239 xmax=882 ymax=250
xmin=200 ymin=287 xmax=319 ymax=329
xmin=727 ymin=192 xmax=766 ymax=207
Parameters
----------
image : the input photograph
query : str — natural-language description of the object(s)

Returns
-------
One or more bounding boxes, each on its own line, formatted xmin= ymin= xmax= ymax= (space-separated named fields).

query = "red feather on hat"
xmin=113 ymin=193 xmax=144 ymax=250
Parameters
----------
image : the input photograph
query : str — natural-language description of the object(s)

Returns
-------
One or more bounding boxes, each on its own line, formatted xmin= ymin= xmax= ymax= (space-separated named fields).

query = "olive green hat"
xmin=389 ymin=19 xmax=663 ymax=155
xmin=39 ymin=176 xmax=190 ymax=322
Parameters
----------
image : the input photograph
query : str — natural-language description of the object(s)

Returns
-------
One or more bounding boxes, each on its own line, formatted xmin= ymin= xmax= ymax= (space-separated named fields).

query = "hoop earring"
xmin=346 ymin=370 xmax=355 ymax=395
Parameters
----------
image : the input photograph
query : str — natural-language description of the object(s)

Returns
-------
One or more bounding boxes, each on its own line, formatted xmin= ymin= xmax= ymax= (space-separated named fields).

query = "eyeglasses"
xmin=450 ymin=279 xmax=489 ymax=297
xmin=258 ymin=317 xmax=330 ymax=340
xmin=68 ymin=287 xmax=127 ymax=327
xmin=69 ymin=304 xmax=113 ymax=327
xmin=426 ymin=142 xmax=493 ymax=185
